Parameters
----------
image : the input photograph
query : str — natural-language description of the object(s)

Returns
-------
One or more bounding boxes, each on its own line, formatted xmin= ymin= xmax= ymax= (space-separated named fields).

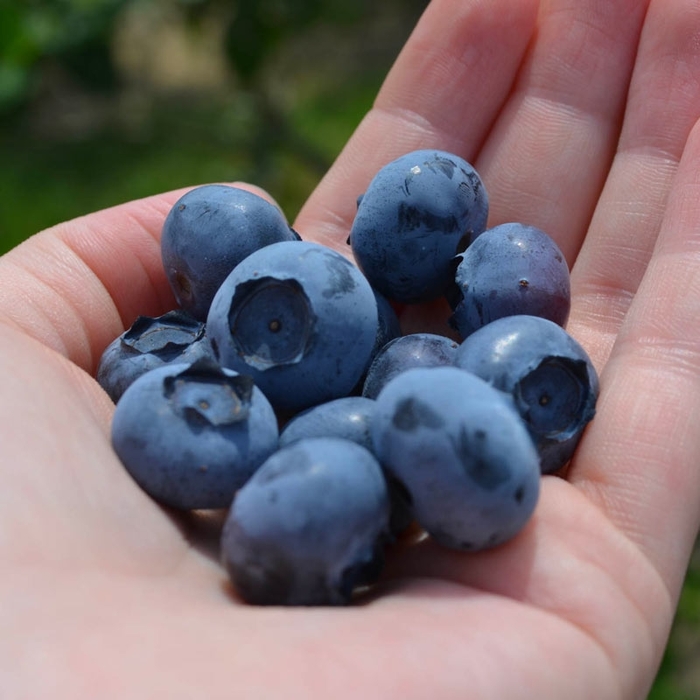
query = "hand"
xmin=2 ymin=0 xmax=700 ymax=697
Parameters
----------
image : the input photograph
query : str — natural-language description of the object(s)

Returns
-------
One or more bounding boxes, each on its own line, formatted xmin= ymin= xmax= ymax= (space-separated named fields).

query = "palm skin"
xmin=2 ymin=0 xmax=700 ymax=697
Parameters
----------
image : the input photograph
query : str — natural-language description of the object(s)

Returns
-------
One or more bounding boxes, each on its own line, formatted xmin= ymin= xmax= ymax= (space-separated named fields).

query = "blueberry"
xmin=372 ymin=366 xmax=540 ymax=550
xmin=96 ymin=310 xmax=215 ymax=402
xmin=161 ymin=184 xmax=300 ymax=320
xmin=448 ymin=222 xmax=571 ymax=339
xmin=206 ymin=241 xmax=379 ymax=413
xmin=111 ymin=359 xmax=279 ymax=510
xmin=221 ymin=437 xmax=391 ymax=606
xmin=279 ymin=396 xmax=414 ymax=536
xmin=353 ymin=289 xmax=403 ymax=393
xmin=371 ymin=289 xmax=403 ymax=359
xmin=362 ymin=332 xmax=459 ymax=400
xmin=349 ymin=149 xmax=489 ymax=304
xmin=454 ymin=315 xmax=598 ymax=473
xmin=279 ymin=396 xmax=377 ymax=450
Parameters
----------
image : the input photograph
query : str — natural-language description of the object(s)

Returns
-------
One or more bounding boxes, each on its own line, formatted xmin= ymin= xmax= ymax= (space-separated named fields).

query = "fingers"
xmin=563 ymin=0 xmax=700 ymax=592
xmin=0 ymin=183 xmax=278 ymax=373
xmin=293 ymin=0 xmax=539 ymax=250
xmin=568 ymin=0 xmax=700 ymax=370
xmin=0 ymin=322 xmax=186 ymax=571
xmin=474 ymin=0 xmax=649 ymax=263
xmin=296 ymin=0 xmax=650 ymax=265
xmin=381 ymin=479 xmax=670 ymax=700
xmin=569 ymin=115 xmax=700 ymax=595
xmin=0 ymin=191 xmax=182 ymax=373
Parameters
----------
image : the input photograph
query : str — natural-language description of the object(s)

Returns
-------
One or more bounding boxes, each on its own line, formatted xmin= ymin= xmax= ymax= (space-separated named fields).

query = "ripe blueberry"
xmin=96 ymin=310 xmax=215 ymax=403
xmin=111 ymin=359 xmax=279 ymax=510
xmin=349 ymin=149 xmax=488 ymax=304
xmin=207 ymin=241 xmax=379 ymax=413
xmin=448 ymin=222 xmax=570 ymax=339
xmin=372 ymin=366 xmax=540 ymax=550
xmin=362 ymin=332 xmax=459 ymax=399
xmin=454 ymin=315 xmax=598 ymax=473
xmin=279 ymin=395 xmax=414 ymax=536
xmin=161 ymin=184 xmax=300 ymax=320
xmin=221 ymin=437 xmax=391 ymax=605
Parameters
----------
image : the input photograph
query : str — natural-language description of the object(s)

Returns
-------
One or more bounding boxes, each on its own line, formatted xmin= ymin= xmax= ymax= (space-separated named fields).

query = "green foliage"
xmin=0 ymin=68 xmax=379 ymax=253
xmin=0 ymin=0 xmax=419 ymax=253
xmin=220 ymin=0 xmax=368 ymax=81
xmin=0 ymin=0 xmax=383 ymax=114
xmin=0 ymin=0 xmax=124 ymax=112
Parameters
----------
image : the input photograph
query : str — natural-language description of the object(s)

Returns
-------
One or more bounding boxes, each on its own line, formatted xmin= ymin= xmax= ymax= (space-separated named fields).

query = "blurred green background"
xmin=0 ymin=0 xmax=425 ymax=250
xmin=1 ymin=2 xmax=698 ymax=697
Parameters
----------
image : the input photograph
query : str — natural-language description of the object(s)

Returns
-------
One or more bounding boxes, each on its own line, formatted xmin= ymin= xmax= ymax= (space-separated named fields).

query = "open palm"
xmin=3 ymin=1 xmax=700 ymax=697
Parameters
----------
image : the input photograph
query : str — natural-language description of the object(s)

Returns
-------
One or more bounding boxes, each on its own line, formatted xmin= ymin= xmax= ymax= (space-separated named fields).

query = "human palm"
xmin=3 ymin=0 xmax=700 ymax=697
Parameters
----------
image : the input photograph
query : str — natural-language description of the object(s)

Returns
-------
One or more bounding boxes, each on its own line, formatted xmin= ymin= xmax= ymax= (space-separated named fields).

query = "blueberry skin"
xmin=279 ymin=396 xmax=377 ymax=450
xmin=97 ymin=310 xmax=215 ymax=402
xmin=353 ymin=289 xmax=403 ymax=393
xmin=207 ymin=241 xmax=379 ymax=413
xmin=221 ymin=437 xmax=391 ymax=606
xmin=362 ymin=333 xmax=459 ymax=400
xmin=448 ymin=222 xmax=571 ymax=339
xmin=454 ymin=315 xmax=599 ymax=473
xmin=349 ymin=150 xmax=489 ymax=304
xmin=279 ymin=396 xmax=414 ymax=536
xmin=161 ymin=185 xmax=299 ymax=320
xmin=371 ymin=290 xmax=403 ymax=360
xmin=111 ymin=360 xmax=279 ymax=510
xmin=372 ymin=366 xmax=540 ymax=551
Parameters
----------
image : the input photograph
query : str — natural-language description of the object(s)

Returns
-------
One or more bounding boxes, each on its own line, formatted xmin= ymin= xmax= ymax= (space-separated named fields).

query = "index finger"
xmin=293 ymin=0 xmax=539 ymax=250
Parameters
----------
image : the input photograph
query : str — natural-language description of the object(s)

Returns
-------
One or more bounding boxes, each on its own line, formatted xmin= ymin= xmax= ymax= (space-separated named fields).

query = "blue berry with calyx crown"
xmin=161 ymin=184 xmax=300 ymax=320
xmin=454 ymin=315 xmax=598 ymax=473
xmin=372 ymin=366 xmax=540 ymax=551
xmin=206 ymin=240 xmax=379 ymax=413
xmin=448 ymin=222 xmax=570 ymax=339
xmin=221 ymin=437 xmax=391 ymax=606
xmin=349 ymin=149 xmax=489 ymax=304
xmin=111 ymin=358 xmax=279 ymax=510
xmin=97 ymin=309 xmax=215 ymax=402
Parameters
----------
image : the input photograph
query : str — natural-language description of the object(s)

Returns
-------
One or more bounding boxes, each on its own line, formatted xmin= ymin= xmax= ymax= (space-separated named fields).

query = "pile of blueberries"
xmin=99 ymin=150 xmax=599 ymax=606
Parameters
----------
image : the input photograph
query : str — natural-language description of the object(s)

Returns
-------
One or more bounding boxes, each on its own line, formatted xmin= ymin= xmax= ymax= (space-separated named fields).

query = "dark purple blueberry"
xmin=362 ymin=332 xmax=459 ymax=400
xmin=454 ymin=315 xmax=598 ymax=473
xmin=221 ymin=437 xmax=390 ymax=606
xmin=372 ymin=366 xmax=540 ymax=551
xmin=161 ymin=185 xmax=300 ymax=320
xmin=111 ymin=359 xmax=279 ymax=510
xmin=206 ymin=241 xmax=378 ymax=413
xmin=349 ymin=149 xmax=489 ymax=304
xmin=352 ymin=289 xmax=403 ymax=393
xmin=96 ymin=310 xmax=214 ymax=402
xmin=372 ymin=290 xmax=403 ymax=357
xmin=448 ymin=222 xmax=570 ymax=339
